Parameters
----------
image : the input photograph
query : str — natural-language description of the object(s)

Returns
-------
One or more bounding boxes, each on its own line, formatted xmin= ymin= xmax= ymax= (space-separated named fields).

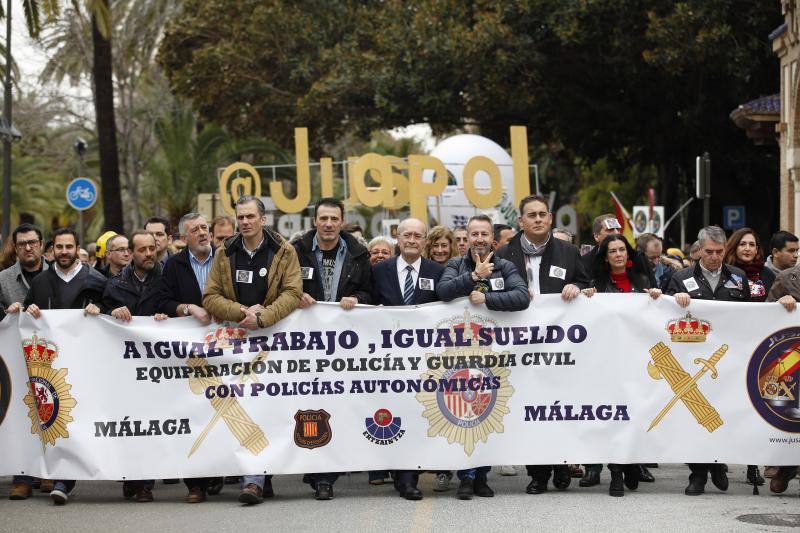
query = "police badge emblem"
xmin=21 ymin=334 xmax=76 ymax=446
xmin=294 ymin=409 xmax=332 ymax=449
xmin=416 ymin=309 xmax=513 ymax=456
xmin=746 ymin=327 xmax=800 ymax=432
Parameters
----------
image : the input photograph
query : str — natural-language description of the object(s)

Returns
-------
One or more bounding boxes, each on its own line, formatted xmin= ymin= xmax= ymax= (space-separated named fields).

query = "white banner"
xmin=1 ymin=294 xmax=800 ymax=480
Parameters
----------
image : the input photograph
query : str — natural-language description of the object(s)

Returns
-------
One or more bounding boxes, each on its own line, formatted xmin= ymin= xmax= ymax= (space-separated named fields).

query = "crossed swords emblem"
xmin=647 ymin=342 xmax=728 ymax=433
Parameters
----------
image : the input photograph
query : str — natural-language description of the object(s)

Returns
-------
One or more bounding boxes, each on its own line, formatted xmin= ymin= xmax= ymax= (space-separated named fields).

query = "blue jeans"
xmin=12 ymin=475 xmax=33 ymax=486
xmin=457 ymin=466 xmax=491 ymax=481
xmin=242 ymin=475 xmax=273 ymax=489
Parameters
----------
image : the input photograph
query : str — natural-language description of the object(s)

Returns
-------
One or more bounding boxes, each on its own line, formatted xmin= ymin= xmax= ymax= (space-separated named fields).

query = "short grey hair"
xmin=368 ymin=236 xmax=394 ymax=251
xmin=697 ymin=226 xmax=726 ymax=246
xmin=235 ymin=195 xmax=266 ymax=216
xmin=552 ymin=228 xmax=573 ymax=242
xmin=179 ymin=212 xmax=206 ymax=236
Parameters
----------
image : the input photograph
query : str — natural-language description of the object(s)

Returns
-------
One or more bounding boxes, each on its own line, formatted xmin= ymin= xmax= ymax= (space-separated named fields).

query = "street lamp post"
xmin=74 ymin=138 xmax=87 ymax=243
xmin=1 ymin=0 xmax=12 ymax=239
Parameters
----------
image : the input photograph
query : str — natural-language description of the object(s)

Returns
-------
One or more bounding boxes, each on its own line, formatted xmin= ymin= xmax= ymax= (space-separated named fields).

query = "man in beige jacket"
xmin=203 ymin=195 xmax=302 ymax=504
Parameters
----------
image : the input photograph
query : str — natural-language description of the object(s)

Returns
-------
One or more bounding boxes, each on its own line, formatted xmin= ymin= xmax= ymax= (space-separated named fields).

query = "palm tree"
xmin=8 ymin=0 xmax=123 ymax=232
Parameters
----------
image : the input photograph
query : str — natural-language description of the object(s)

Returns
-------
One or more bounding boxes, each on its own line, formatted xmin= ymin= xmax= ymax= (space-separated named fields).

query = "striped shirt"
xmin=188 ymin=248 xmax=214 ymax=294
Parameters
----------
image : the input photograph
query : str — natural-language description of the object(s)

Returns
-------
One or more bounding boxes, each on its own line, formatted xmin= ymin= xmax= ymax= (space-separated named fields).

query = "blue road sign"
xmin=66 ymin=178 xmax=98 ymax=211
xmin=723 ymin=205 xmax=745 ymax=230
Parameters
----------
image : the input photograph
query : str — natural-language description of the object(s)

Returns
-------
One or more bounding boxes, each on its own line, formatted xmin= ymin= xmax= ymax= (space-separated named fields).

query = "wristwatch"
xmin=182 ymin=304 xmax=190 ymax=316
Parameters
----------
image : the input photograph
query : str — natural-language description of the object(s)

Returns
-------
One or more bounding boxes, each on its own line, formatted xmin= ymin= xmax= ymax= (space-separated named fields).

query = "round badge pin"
xmin=259 ymin=267 xmax=267 ymax=277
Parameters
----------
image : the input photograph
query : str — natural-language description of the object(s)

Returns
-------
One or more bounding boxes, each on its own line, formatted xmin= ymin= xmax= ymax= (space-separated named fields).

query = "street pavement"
xmin=0 ymin=465 xmax=798 ymax=533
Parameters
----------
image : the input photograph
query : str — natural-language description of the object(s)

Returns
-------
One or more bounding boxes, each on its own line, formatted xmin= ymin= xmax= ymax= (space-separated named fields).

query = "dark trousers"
xmin=308 ymin=472 xmax=340 ymax=485
xmin=457 ymin=466 xmax=490 ymax=481
xmin=526 ymin=465 xmax=568 ymax=479
xmin=184 ymin=478 xmax=210 ymax=491
xmin=395 ymin=470 xmax=419 ymax=488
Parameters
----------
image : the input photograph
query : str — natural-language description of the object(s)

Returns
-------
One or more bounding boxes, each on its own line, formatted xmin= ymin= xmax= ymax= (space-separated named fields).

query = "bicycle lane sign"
xmin=66 ymin=178 xmax=98 ymax=211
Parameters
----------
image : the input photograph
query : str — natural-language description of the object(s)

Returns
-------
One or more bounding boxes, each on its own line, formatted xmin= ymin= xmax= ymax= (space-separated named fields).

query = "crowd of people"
xmin=2 ymin=194 xmax=799 ymax=505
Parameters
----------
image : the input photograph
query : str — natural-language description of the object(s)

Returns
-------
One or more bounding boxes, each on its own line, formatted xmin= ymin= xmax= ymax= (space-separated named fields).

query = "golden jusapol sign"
xmin=219 ymin=126 xmax=532 ymax=224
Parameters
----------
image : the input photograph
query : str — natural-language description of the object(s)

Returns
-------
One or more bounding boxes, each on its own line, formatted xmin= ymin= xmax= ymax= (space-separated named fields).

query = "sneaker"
xmin=238 ymin=483 xmax=263 ymax=505
xmin=136 ymin=486 xmax=154 ymax=503
xmin=499 ymin=465 xmax=517 ymax=477
xmin=315 ymin=481 xmax=333 ymax=500
xmin=9 ymin=483 xmax=32 ymax=500
xmin=50 ymin=482 xmax=70 ymax=505
xmin=434 ymin=472 xmax=452 ymax=492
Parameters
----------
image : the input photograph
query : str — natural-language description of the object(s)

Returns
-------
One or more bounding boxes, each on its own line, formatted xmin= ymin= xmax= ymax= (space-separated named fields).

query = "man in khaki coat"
xmin=202 ymin=195 xmax=302 ymax=504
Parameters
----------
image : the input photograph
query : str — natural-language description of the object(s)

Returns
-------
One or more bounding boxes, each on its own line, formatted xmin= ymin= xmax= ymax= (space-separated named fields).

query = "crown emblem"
xmin=203 ymin=326 xmax=248 ymax=349
xmin=666 ymin=312 xmax=710 ymax=343
xmin=22 ymin=334 xmax=59 ymax=367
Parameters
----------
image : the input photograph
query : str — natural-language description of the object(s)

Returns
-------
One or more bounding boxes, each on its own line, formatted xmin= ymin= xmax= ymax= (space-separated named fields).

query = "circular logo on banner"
xmin=0 ymin=355 xmax=11 ymax=427
xmin=436 ymin=366 xmax=498 ymax=429
xmin=747 ymin=327 xmax=800 ymax=432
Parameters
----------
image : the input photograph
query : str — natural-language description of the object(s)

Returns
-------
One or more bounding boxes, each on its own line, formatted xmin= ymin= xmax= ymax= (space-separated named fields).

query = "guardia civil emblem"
xmin=22 ymin=334 xmax=76 ymax=446
xmin=415 ymin=309 xmax=513 ymax=456
xmin=746 ymin=327 xmax=800 ymax=432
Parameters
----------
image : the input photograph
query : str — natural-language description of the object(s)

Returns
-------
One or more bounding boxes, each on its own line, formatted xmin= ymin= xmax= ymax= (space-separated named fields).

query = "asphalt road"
xmin=1 ymin=465 xmax=799 ymax=533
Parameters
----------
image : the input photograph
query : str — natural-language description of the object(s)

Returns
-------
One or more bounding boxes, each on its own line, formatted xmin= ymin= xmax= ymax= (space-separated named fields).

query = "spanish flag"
xmin=610 ymin=191 xmax=636 ymax=244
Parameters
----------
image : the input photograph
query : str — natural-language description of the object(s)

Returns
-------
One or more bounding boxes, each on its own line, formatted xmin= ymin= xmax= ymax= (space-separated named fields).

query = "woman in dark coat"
xmin=585 ymin=234 xmax=662 ymax=497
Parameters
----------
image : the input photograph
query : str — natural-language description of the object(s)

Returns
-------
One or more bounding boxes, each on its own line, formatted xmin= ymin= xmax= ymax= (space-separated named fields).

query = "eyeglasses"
xmin=399 ymin=232 xmax=425 ymax=240
xmin=108 ymin=247 xmax=130 ymax=254
xmin=15 ymin=239 xmax=41 ymax=249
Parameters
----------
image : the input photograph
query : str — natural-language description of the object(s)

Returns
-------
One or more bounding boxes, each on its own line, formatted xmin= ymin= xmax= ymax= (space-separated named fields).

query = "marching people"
xmin=580 ymin=214 xmax=621 ymax=272
xmin=23 ymin=227 xmax=107 ymax=505
xmin=583 ymin=234 xmax=662 ymax=496
xmin=437 ymin=214 xmax=529 ymax=500
xmin=1 ymin=223 xmax=50 ymax=500
xmin=367 ymin=236 xmax=394 ymax=265
xmin=210 ymin=215 xmax=235 ymax=249
xmin=765 ymin=251 xmax=800 ymax=494
xmin=372 ymin=218 xmax=444 ymax=499
xmin=765 ymin=230 xmax=799 ymax=275
xmin=156 ymin=213 xmax=220 ymax=502
xmin=293 ymin=197 xmax=372 ymax=500
xmin=422 ymin=225 xmax=456 ymax=267
xmin=202 ymin=195 xmax=302 ymax=505
xmin=492 ymin=223 xmax=516 ymax=250
xmin=453 ymin=226 xmax=469 ymax=256
xmin=99 ymin=234 xmax=131 ymax=278
xmin=496 ymin=194 xmax=590 ymax=494
xmin=144 ymin=216 xmax=174 ymax=266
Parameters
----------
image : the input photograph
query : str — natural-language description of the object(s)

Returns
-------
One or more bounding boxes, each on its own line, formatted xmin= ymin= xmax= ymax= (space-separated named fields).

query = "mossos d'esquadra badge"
xmin=746 ymin=326 xmax=800 ymax=432
xmin=22 ymin=334 xmax=77 ymax=446
xmin=415 ymin=309 xmax=513 ymax=456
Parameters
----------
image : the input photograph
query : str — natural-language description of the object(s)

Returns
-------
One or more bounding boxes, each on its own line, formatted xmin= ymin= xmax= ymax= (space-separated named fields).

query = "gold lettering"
xmin=408 ymin=155 xmax=448 ymax=225
xmin=462 ymin=156 xmax=502 ymax=209
xmin=269 ymin=128 xmax=312 ymax=212
xmin=510 ymin=126 xmax=531 ymax=206
xmin=219 ymin=162 xmax=262 ymax=216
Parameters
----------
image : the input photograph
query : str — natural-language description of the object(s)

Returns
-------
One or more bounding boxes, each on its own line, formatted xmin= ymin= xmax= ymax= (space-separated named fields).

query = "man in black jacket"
xmin=293 ymin=197 xmax=371 ymax=501
xmin=664 ymin=225 xmax=748 ymax=496
xmin=496 ymin=194 xmax=590 ymax=495
xmin=157 ymin=213 xmax=221 ymax=502
xmin=24 ymin=227 xmax=106 ymax=505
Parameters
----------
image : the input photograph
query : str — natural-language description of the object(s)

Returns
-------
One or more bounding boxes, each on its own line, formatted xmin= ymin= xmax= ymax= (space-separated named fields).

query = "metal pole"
xmin=2 ymin=0 xmax=12 ymax=238
xmin=702 ymin=152 xmax=711 ymax=227
xmin=78 ymin=152 xmax=85 ymax=244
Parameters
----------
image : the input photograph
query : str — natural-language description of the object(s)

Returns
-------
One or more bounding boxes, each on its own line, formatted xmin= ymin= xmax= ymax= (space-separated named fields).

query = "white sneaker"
xmin=50 ymin=489 xmax=68 ymax=505
xmin=499 ymin=465 xmax=518 ymax=476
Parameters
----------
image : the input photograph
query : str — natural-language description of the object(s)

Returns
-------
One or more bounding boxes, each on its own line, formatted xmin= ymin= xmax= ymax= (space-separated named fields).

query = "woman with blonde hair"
xmin=423 ymin=226 xmax=455 ymax=266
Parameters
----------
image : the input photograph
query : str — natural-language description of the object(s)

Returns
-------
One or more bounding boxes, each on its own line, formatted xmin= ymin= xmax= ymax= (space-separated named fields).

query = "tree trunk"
xmin=91 ymin=0 xmax=124 ymax=233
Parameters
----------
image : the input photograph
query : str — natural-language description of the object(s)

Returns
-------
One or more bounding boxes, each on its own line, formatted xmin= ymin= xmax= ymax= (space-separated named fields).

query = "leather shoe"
xmin=685 ymin=474 xmax=706 ymax=496
xmin=609 ymin=472 xmax=624 ymax=497
xmin=623 ymin=465 xmax=639 ymax=491
xmin=403 ymin=485 xmax=423 ymax=501
xmin=526 ymin=478 xmax=548 ymax=494
xmin=9 ymin=483 xmax=32 ymax=500
xmin=136 ymin=486 xmax=154 ymax=503
xmin=315 ymin=481 xmax=333 ymax=500
xmin=473 ymin=479 xmax=494 ymax=498
xmin=122 ymin=481 xmax=136 ymax=499
xmin=710 ymin=464 xmax=728 ymax=491
xmin=457 ymin=479 xmax=474 ymax=500
xmin=638 ymin=464 xmax=655 ymax=482
xmin=770 ymin=466 xmax=798 ymax=493
xmin=238 ymin=483 xmax=263 ymax=504
xmin=207 ymin=478 xmax=224 ymax=496
xmin=553 ymin=466 xmax=571 ymax=490
xmin=185 ymin=487 xmax=206 ymax=503
xmin=579 ymin=469 xmax=600 ymax=487
xmin=39 ymin=479 xmax=54 ymax=493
